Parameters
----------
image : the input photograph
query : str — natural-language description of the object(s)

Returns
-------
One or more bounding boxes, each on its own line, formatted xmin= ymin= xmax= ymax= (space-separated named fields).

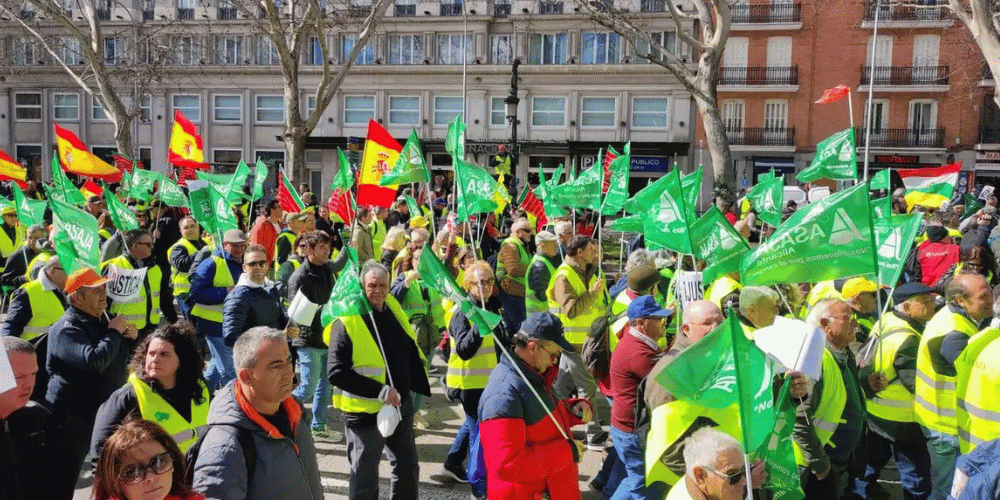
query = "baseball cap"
xmin=627 ymin=295 xmax=675 ymax=320
xmin=925 ymin=225 xmax=948 ymax=243
xmin=841 ymin=277 xmax=878 ymax=298
xmin=65 ymin=267 xmax=108 ymax=294
xmin=519 ymin=312 xmax=574 ymax=352
xmin=536 ymin=230 xmax=557 ymax=243
xmin=892 ymin=282 xmax=933 ymax=305
xmin=223 ymin=229 xmax=247 ymax=243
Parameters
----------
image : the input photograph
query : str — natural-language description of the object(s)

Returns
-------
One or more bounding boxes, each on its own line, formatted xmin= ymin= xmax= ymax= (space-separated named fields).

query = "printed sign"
xmin=673 ymin=271 xmax=703 ymax=313
xmin=105 ymin=265 xmax=148 ymax=302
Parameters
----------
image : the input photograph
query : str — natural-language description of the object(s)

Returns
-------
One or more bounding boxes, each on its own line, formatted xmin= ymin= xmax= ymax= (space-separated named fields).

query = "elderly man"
xmin=0 ymin=206 xmax=25 ymax=273
xmin=391 ymin=227 xmax=429 ymax=278
xmin=914 ymin=273 xmax=993 ymax=500
xmin=737 ymin=286 xmax=779 ymax=338
xmin=168 ymin=216 xmax=205 ymax=316
xmin=327 ymin=261 xmax=430 ymax=500
xmin=45 ymin=267 xmax=136 ymax=493
xmin=554 ymin=220 xmax=573 ymax=257
xmin=192 ymin=327 xmax=323 ymax=500
xmin=83 ymin=195 xmax=106 ymax=218
xmin=840 ymin=277 xmax=879 ymax=346
xmin=0 ymin=223 xmax=46 ymax=289
xmin=666 ymin=427 xmax=748 ymax=500
xmin=496 ymin=218 xmax=534 ymax=337
xmin=101 ymin=229 xmax=162 ymax=336
xmin=1 ymin=257 xmax=67 ymax=341
xmin=526 ymin=230 xmax=561 ymax=315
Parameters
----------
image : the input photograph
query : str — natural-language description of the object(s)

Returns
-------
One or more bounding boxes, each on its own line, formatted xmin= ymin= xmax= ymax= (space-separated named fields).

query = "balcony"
xmin=177 ymin=7 xmax=194 ymax=19
xmin=394 ymin=4 xmax=415 ymax=16
xmin=218 ymin=7 xmax=237 ymax=19
xmin=864 ymin=1 xmax=948 ymax=23
xmin=95 ymin=8 xmax=110 ymax=20
xmin=731 ymin=3 xmax=802 ymax=24
xmin=854 ymin=127 xmax=945 ymax=149
xmin=718 ymin=66 xmax=798 ymax=86
xmin=860 ymin=65 xmax=949 ymax=87
xmin=727 ymin=127 xmax=796 ymax=147
xmin=641 ymin=0 xmax=665 ymax=12
xmin=441 ymin=2 xmax=463 ymax=15
xmin=539 ymin=1 xmax=563 ymax=14
xmin=494 ymin=3 xmax=511 ymax=16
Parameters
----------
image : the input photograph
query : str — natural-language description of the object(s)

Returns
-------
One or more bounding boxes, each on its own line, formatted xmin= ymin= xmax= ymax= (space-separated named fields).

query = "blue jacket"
xmin=188 ymin=248 xmax=243 ymax=337
xmin=953 ymin=439 xmax=1000 ymax=500
xmin=223 ymin=276 xmax=288 ymax=347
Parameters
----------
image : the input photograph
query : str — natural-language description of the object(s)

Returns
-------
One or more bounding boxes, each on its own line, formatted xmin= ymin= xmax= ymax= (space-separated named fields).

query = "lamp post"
xmin=504 ymin=58 xmax=521 ymax=189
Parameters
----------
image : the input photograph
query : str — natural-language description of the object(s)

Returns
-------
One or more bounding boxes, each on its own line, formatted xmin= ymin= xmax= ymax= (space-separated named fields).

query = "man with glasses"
xmin=101 ymin=229 xmax=163 ymax=337
xmin=223 ymin=244 xmax=294 ymax=347
xmin=667 ymin=427 xmax=748 ymax=500
xmin=798 ymin=299 xmax=887 ymax=500
xmin=168 ymin=216 xmax=205 ymax=319
xmin=496 ymin=218 xmax=534 ymax=338
xmin=84 ymin=195 xmax=106 ymax=218
xmin=0 ymin=206 xmax=25 ymax=274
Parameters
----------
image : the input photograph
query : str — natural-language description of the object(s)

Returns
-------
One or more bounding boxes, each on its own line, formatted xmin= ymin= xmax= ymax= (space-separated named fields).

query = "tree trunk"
xmin=112 ymin=116 xmax=134 ymax=162
xmin=692 ymin=92 xmax=734 ymax=187
xmin=284 ymin=131 xmax=308 ymax=186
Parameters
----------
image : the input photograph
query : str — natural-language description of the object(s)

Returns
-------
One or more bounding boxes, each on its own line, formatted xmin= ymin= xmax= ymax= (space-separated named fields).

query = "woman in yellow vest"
xmin=90 ymin=322 xmax=210 ymax=458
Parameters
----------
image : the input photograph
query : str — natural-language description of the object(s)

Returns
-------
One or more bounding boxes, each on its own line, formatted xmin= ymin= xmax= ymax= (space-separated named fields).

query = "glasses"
xmin=136 ymin=241 xmax=153 ymax=247
xmin=706 ymin=467 xmax=746 ymax=486
xmin=540 ymin=343 xmax=562 ymax=361
xmin=120 ymin=451 xmax=173 ymax=485
xmin=829 ymin=313 xmax=857 ymax=323
xmin=245 ymin=260 xmax=268 ymax=268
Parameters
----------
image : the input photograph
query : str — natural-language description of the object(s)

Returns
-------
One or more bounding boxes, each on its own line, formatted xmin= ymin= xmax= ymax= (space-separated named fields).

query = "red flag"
xmin=277 ymin=171 xmax=305 ymax=213
xmin=113 ymin=153 xmax=136 ymax=173
xmin=518 ymin=188 xmax=548 ymax=231
xmin=601 ymin=149 xmax=618 ymax=194
xmin=328 ymin=190 xmax=355 ymax=226
xmin=815 ymin=84 xmax=850 ymax=104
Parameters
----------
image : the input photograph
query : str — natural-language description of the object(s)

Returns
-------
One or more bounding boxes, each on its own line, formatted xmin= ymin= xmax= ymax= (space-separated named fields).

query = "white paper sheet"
xmin=752 ymin=315 xmax=825 ymax=380
xmin=0 ymin=347 xmax=16 ymax=394
xmin=287 ymin=290 xmax=319 ymax=325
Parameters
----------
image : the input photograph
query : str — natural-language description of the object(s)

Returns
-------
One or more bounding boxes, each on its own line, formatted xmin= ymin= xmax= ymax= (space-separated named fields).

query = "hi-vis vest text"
xmin=867 ymin=313 xmax=920 ymax=423
xmin=525 ymin=254 xmax=555 ymax=314
xmin=190 ymin=256 xmax=234 ymax=323
xmin=547 ymin=264 xmax=608 ymax=346
xmin=914 ymin=306 xmax=978 ymax=434
xmin=19 ymin=280 xmax=64 ymax=340
xmin=446 ymin=320 xmax=497 ymax=390
xmin=102 ymin=256 xmax=162 ymax=330
xmin=169 ymin=238 xmax=199 ymax=296
xmin=793 ymin=349 xmax=847 ymax=466
xmin=129 ymin=374 xmax=210 ymax=453
xmin=645 ymin=401 xmax=740 ymax=487
xmin=330 ymin=296 xmax=428 ymax=414
xmin=955 ymin=327 xmax=1000 ymax=453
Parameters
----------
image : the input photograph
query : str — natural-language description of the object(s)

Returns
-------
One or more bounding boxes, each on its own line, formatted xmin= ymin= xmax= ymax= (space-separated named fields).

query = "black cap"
xmin=925 ymin=225 xmax=948 ymax=243
xmin=893 ymin=282 xmax=933 ymax=305
xmin=519 ymin=312 xmax=574 ymax=352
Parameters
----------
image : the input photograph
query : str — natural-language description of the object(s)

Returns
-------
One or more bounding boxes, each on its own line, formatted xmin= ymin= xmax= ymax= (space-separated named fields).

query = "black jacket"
xmin=1 ymin=402 xmax=73 ymax=500
xmin=223 ymin=278 xmax=289 ymax=347
xmin=0 ymin=245 xmax=38 ymax=289
xmin=288 ymin=261 xmax=334 ymax=349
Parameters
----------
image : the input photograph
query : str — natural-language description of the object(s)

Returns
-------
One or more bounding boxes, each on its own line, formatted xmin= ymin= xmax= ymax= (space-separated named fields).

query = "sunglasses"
xmin=119 ymin=451 xmax=173 ymax=485
xmin=245 ymin=260 xmax=268 ymax=268
xmin=707 ymin=467 xmax=746 ymax=486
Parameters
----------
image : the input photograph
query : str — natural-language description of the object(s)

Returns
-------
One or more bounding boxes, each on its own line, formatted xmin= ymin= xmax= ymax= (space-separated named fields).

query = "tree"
xmin=573 ymin=0 xmax=734 ymax=185
xmin=947 ymin=0 xmax=1000 ymax=110
xmin=227 ymin=0 xmax=392 ymax=183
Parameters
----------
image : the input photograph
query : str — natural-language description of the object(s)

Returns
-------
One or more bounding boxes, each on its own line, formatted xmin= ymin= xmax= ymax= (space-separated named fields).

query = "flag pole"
xmin=862 ymin=0 xmax=882 ymax=182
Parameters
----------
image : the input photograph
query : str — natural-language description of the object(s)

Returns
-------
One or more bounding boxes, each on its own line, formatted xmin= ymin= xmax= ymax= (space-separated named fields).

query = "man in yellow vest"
xmin=955 ymin=298 xmax=1000 ymax=455
xmin=548 ymin=235 xmax=612 ymax=450
xmin=168 ymin=216 xmax=206 ymax=319
xmin=371 ymin=206 xmax=389 ymax=261
xmin=853 ymin=283 xmax=934 ymax=500
xmin=327 ymin=261 xmax=430 ymax=500
xmin=0 ymin=223 xmax=46 ymax=290
xmin=496 ymin=218 xmax=533 ymax=337
xmin=736 ymin=286 xmax=779 ymax=339
xmin=0 ymin=206 xmax=25 ymax=274
xmin=101 ymin=229 xmax=162 ymax=337
xmin=274 ymin=211 xmax=311 ymax=270
xmin=0 ymin=257 xmax=67 ymax=340
xmin=488 ymin=144 xmax=512 ymax=177
xmin=797 ymin=299 xmax=887 ymax=500
xmin=914 ymin=273 xmax=992 ymax=500
xmin=841 ymin=277 xmax=879 ymax=347
xmin=525 ymin=230 xmax=560 ymax=315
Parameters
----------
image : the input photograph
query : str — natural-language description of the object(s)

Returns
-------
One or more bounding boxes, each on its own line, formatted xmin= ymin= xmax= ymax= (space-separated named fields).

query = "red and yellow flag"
xmin=80 ymin=179 xmax=103 ymax=199
xmin=168 ymin=110 xmax=210 ymax=170
xmin=54 ymin=124 xmax=122 ymax=182
xmin=0 ymin=149 xmax=27 ymax=187
xmin=356 ymin=120 xmax=402 ymax=208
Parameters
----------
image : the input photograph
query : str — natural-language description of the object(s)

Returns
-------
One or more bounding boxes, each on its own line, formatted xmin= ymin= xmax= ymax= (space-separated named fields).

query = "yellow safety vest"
xmin=496 ymin=236 xmax=529 ymax=288
xmin=610 ymin=291 xmax=633 ymax=341
xmin=492 ymin=154 xmax=511 ymax=175
xmin=398 ymin=276 xmax=446 ymax=330
xmin=274 ymin=230 xmax=296 ymax=269
xmin=914 ymin=306 xmax=979 ymax=434
xmin=129 ymin=374 xmax=210 ymax=453
xmin=446 ymin=320 xmax=497 ymax=390
xmin=190 ymin=256 xmax=234 ymax=323
xmin=18 ymin=279 xmax=64 ymax=341
xmin=793 ymin=349 xmax=848 ymax=466
xmin=705 ymin=275 xmax=741 ymax=310
xmin=98 ymin=229 xmax=112 ymax=244
xmin=547 ymin=264 xmax=609 ymax=346
xmin=955 ymin=327 xmax=1000 ymax=453
xmin=101 ymin=255 xmax=162 ymax=331
xmin=525 ymin=254 xmax=555 ymax=314
xmin=0 ymin=224 xmax=24 ymax=270
xmin=328 ymin=296 xmax=428 ymax=414
xmin=867 ymin=312 xmax=920 ymax=423
xmin=25 ymin=251 xmax=52 ymax=281
xmin=371 ymin=219 xmax=386 ymax=261
xmin=169 ymin=238 xmax=199 ymax=296
xmin=645 ymin=401 xmax=741 ymax=487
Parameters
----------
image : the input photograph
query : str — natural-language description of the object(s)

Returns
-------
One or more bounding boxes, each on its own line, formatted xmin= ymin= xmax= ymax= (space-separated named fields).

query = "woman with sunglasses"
xmin=90 ymin=322 xmax=210 ymax=462
xmin=93 ymin=418 xmax=203 ymax=500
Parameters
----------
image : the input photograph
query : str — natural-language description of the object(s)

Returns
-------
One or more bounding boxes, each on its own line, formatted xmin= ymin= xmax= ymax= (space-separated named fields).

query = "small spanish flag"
xmin=0 ymin=148 xmax=27 ymax=187
xmin=54 ymin=124 xmax=122 ymax=182
xmin=168 ymin=110 xmax=210 ymax=170
xmin=356 ymin=120 xmax=402 ymax=208
xmin=80 ymin=179 xmax=103 ymax=200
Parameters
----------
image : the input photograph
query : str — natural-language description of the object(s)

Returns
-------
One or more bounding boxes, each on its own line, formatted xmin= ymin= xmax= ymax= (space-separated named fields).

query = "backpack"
xmin=184 ymin=424 xmax=256 ymax=487
xmin=582 ymin=314 xmax=612 ymax=381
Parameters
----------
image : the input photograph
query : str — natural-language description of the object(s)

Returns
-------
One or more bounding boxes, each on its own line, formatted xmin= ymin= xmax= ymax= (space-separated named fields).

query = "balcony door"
xmin=764 ymin=100 xmax=788 ymax=144
xmin=766 ymin=37 xmax=792 ymax=84
xmin=862 ymin=99 xmax=888 ymax=146
xmin=724 ymin=37 xmax=748 ymax=83
xmin=866 ymin=35 xmax=892 ymax=84
xmin=722 ymin=100 xmax=745 ymax=144
xmin=909 ymin=100 xmax=937 ymax=146
xmin=912 ymin=35 xmax=939 ymax=84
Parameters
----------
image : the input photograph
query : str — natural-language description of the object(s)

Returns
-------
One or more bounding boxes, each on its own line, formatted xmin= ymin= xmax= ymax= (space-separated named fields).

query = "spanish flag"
xmin=356 ymin=120 xmax=402 ymax=208
xmin=0 ymin=148 xmax=27 ymax=187
xmin=168 ymin=110 xmax=210 ymax=170
xmin=54 ymin=124 xmax=122 ymax=182
xmin=80 ymin=179 xmax=103 ymax=200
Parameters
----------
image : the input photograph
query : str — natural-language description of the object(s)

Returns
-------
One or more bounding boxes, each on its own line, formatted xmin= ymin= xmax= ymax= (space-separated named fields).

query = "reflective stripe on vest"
xmin=102 ymin=256 xmax=162 ymax=330
xmin=20 ymin=280 xmax=64 ymax=341
xmin=793 ymin=349 xmax=847 ymax=467
xmin=169 ymin=238 xmax=199 ymax=295
xmin=525 ymin=254 xmax=556 ymax=314
xmin=546 ymin=264 xmax=607 ymax=346
xmin=955 ymin=327 xmax=1000 ymax=454
xmin=867 ymin=313 xmax=919 ymax=423
xmin=190 ymin=256 xmax=234 ymax=323
xmin=446 ymin=327 xmax=497 ymax=390
xmin=914 ymin=306 xmax=978 ymax=433
xmin=129 ymin=374 xmax=210 ymax=453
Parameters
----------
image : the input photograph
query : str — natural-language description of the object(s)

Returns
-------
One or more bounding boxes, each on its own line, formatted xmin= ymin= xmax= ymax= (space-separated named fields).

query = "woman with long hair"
xmin=93 ymin=418 xmax=202 ymax=500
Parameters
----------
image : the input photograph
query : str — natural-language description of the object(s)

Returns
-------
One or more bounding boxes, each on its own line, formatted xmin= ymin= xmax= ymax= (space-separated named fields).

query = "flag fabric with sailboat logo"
xmin=871 ymin=197 xmax=892 ymax=219
xmin=103 ymin=186 xmax=139 ymax=232
xmin=796 ymin=128 xmax=858 ymax=183
xmin=691 ymin=207 xmax=751 ymax=283
xmin=741 ymin=182 xmax=875 ymax=286
xmin=380 ymin=129 xmax=429 ymax=186
xmin=681 ymin=165 xmax=703 ymax=221
xmin=454 ymin=159 xmax=498 ymax=220
xmin=746 ymin=176 xmax=784 ymax=227
xmin=624 ymin=174 xmax=672 ymax=214
xmin=357 ymin=120 xmax=402 ymax=208
xmin=757 ymin=379 xmax=805 ymax=500
xmin=899 ymin=162 xmax=960 ymax=209
xmin=656 ymin=313 xmax=744 ymax=409
xmin=50 ymin=198 xmax=101 ymax=273
xmin=11 ymin=184 xmax=43 ymax=227
xmin=49 ymin=156 xmax=87 ymax=206
xmin=168 ymin=109 xmax=211 ymax=170
xmin=552 ymin=163 xmax=602 ymax=211
xmin=961 ymin=193 xmax=985 ymax=219
xmin=602 ymin=143 xmax=631 ymax=215
xmin=321 ymin=249 xmax=370 ymax=325
xmin=0 ymin=149 xmax=27 ymax=186
xmin=730 ymin=308 xmax=777 ymax=452
xmin=158 ymin=177 xmax=190 ymax=209
xmin=223 ymin=160 xmax=251 ymax=204
xmin=874 ymin=214 xmax=922 ymax=286
xmin=417 ymin=244 xmax=501 ymax=335
xmin=643 ymin=168 xmax=693 ymax=254
xmin=55 ymin=124 xmax=122 ymax=182
xmin=870 ymin=169 xmax=891 ymax=191
xmin=132 ymin=168 xmax=165 ymax=202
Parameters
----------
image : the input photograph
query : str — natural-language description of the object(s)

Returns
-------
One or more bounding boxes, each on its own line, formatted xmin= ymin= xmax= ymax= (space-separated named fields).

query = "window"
xmin=434 ymin=96 xmax=463 ymax=125
xmin=863 ymin=99 xmax=888 ymax=131
xmin=868 ymin=35 xmax=892 ymax=67
xmin=581 ymin=32 xmax=620 ymax=64
xmin=581 ymin=97 xmax=615 ymax=127
xmin=909 ymin=100 xmax=936 ymax=132
xmin=138 ymin=94 xmax=152 ymax=122
xmin=631 ymin=97 xmax=668 ymax=128
xmin=56 ymin=36 xmax=82 ymax=65
xmin=213 ymin=149 xmax=242 ymax=169
xmin=491 ymin=35 xmax=513 ymax=64
xmin=532 ymin=97 xmax=565 ymax=127
xmin=178 ymin=0 xmax=195 ymax=18
xmin=11 ymin=36 xmax=39 ymax=65
xmin=92 ymin=97 xmax=109 ymax=121
xmin=256 ymin=95 xmax=284 ymax=123
xmin=389 ymin=96 xmax=420 ymax=125
xmin=528 ymin=33 xmax=567 ymax=65
xmin=342 ymin=35 xmax=375 ymax=65
xmin=437 ymin=34 xmax=472 ymax=65
xmin=172 ymin=94 xmax=201 ymax=122
xmin=766 ymin=37 xmax=792 ymax=67
xmin=395 ymin=0 xmax=416 ymax=16
xmin=139 ymin=148 xmax=152 ymax=169
xmin=388 ymin=34 xmax=423 ymax=65
xmin=491 ymin=97 xmax=506 ymax=126
xmin=216 ymin=36 xmax=244 ymax=65
xmin=305 ymin=95 xmax=317 ymax=118
xmin=138 ymin=39 xmax=156 ymax=64
xmin=913 ymin=35 xmax=940 ymax=83
xmin=214 ymin=95 xmax=241 ymax=122
xmin=764 ymin=100 xmax=787 ymax=129
xmin=344 ymin=95 xmax=375 ymax=124
xmin=305 ymin=36 xmax=323 ymax=66
xmin=15 ymin=145 xmax=42 ymax=173
xmin=53 ymin=93 xmax=80 ymax=120
xmin=722 ymin=100 xmax=744 ymax=130
xmin=104 ymin=36 xmax=122 ymax=65
xmin=171 ymin=36 xmax=200 ymax=65
xmin=14 ymin=93 xmax=42 ymax=120
xmin=257 ymin=37 xmax=279 ymax=65
xmin=637 ymin=31 xmax=677 ymax=63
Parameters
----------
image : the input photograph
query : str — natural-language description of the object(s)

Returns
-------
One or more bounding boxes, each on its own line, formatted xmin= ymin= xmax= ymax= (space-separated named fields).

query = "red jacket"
xmin=478 ymin=354 xmax=592 ymax=500
xmin=917 ymin=240 xmax=959 ymax=287
xmin=249 ymin=216 xmax=280 ymax=262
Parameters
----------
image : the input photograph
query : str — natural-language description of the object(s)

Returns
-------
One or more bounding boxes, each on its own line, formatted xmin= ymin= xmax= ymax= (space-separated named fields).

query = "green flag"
xmin=961 ymin=193 xmax=985 ymax=219
xmin=50 ymin=156 xmax=87 ymax=206
xmin=103 ymin=186 xmax=139 ymax=232
xmin=602 ymin=143 xmax=631 ymax=215
xmin=535 ymin=166 xmax=566 ymax=218
xmin=454 ymin=159 xmax=498 ymax=220
xmin=131 ymin=168 xmax=164 ymax=202
xmin=552 ymin=163 xmax=602 ymax=211
xmin=656 ymin=313 xmax=740 ymax=409
xmin=756 ymin=378 xmax=805 ymax=500
xmin=681 ymin=165 xmax=703 ymax=221
xmin=188 ymin=184 xmax=217 ymax=237
xmin=870 ymin=169 xmax=891 ymax=191
xmin=461 ymin=301 xmax=503 ymax=337
xmin=730 ymin=308 xmax=775 ymax=452
xmin=11 ymin=184 xmax=43 ymax=227
xmin=624 ymin=174 xmax=672 ymax=214
xmin=874 ymin=214 xmax=922 ymax=286
xmin=381 ymin=129 xmax=429 ymax=186
xmin=417 ymin=244 xmax=500 ymax=335
xmin=643 ymin=168 xmax=693 ymax=254
xmin=49 ymin=198 xmax=100 ymax=273
xmin=871 ymin=197 xmax=892 ymax=219
xmin=446 ymin=115 xmax=466 ymax=159
xmin=158 ymin=178 xmax=190 ymax=209
xmin=796 ymin=128 xmax=858 ymax=183
xmin=225 ymin=160 xmax=251 ymax=204
xmin=746 ymin=177 xmax=784 ymax=227
xmin=758 ymin=169 xmax=777 ymax=183
xmin=691 ymin=206 xmax=751 ymax=283
xmin=252 ymin=159 xmax=269 ymax=202
xmin=610 ymin=213 xmax=645 ymax=233
xmin=210 ymin=184 xmax=238 ymax=235
xmin=741 ymin=182 xmax=875 ymax=286
xmin=331 ymin=148 xmax=353 ymax=193
xmin=321 ymin=250 xmax=371 ymax=323
xmin=404 ymin=195 xmax=421 ymax=219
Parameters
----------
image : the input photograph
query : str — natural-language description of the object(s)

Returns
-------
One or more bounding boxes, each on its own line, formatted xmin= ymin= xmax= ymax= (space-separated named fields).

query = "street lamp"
xmin=504 ymin=58 xmax=521 ymax=188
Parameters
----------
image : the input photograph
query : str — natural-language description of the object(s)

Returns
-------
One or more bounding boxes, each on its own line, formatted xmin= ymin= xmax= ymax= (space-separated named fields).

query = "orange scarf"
xmin=234 ymin=380 xmax=302 ymax=455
